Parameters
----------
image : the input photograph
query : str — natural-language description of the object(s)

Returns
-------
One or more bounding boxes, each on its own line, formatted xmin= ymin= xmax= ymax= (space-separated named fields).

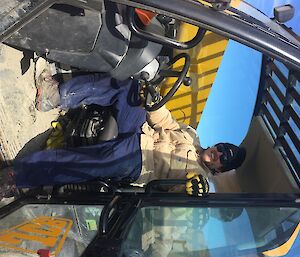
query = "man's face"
xmin=200 ymin=146 xmax=223 ymax=172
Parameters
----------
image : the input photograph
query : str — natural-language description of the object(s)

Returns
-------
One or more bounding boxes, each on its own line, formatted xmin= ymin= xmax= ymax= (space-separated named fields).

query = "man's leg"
xmin=58 ymin=73 xmax=120 ymax=109
xmin=38 ymin=72 xmax=147 ymax=132
xmin=113 ymin=80 xmax=146 ymax=134
xmin=14 ymin=74 xmax=146 ymax=187
xmin=0 ymin=167 xmax=17 ymax=201
xmin=58 ymin=73 xmax=146 ymax=133
xmin=14 ymin=133 xmax=142 ymax=187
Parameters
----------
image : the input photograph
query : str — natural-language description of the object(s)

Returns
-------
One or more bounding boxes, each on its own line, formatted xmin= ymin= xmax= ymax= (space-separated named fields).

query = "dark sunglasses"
xmin=216 ymin=144 xmax=230 ymax=165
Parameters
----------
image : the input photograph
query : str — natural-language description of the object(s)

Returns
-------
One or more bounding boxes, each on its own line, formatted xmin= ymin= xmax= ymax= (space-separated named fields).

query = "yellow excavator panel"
xmin=162 ymin=0 xmax=242 ymax=128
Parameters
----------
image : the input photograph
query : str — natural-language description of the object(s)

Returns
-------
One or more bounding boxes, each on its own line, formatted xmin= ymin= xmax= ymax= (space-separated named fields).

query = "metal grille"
xmin=256 ymin=56 xmax=300 ymax=185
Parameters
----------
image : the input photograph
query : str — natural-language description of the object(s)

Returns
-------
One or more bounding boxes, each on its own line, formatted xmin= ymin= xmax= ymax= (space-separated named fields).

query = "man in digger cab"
xmin=0 ymin=71 xmax=246 ymax=200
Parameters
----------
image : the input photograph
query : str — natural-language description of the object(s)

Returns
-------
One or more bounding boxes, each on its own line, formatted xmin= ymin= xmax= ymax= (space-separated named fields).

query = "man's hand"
xmin=186 ymin=172 xmax=209 ymax=197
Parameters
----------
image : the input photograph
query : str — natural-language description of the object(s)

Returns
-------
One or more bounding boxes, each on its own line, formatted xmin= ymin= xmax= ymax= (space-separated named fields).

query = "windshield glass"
xmin=0 ymin=204 xmax=103 ymax=257
xmin=121 ymin=206 xmax=300 ymax=257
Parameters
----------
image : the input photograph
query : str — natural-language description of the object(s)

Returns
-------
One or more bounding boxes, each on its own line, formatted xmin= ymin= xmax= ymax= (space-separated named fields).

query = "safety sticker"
xmin=0 ymin=216 xmax=73 ymax=256
xmin=86 ymin=219 xmax=97 ymax=231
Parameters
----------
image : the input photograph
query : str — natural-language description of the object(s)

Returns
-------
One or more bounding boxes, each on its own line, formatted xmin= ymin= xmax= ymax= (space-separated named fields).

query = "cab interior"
xmin=1 ymin=1 xmax=300 ymax=257
xmin=0 ymin=1 xmax=299 ymax=195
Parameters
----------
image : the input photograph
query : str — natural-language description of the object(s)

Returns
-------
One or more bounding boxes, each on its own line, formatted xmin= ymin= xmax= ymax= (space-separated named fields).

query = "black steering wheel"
xmin=144 ymin=52 xmax=191 ymax=111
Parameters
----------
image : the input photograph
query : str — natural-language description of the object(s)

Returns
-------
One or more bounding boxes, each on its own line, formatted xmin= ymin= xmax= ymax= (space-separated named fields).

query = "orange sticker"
xmin=0 ymin=216 xmax=73 ymax=256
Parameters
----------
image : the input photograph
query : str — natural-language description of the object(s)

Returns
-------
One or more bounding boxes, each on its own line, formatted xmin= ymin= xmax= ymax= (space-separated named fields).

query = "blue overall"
xmin=14 ymin=74 xmax=146 ymax=187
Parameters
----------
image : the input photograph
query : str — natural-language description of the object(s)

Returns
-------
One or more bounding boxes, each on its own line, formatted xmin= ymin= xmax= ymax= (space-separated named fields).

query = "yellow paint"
xmin=0 ymin=216 xmax=73 ymax=256
xmin=162 ymin=0 xmax=242 ymax=128
xmin=162 ymin=28 xmax=229 ymax=128
xmin=0 ymin=231 xmax=57 ymax=247
xmin=263 ymin=222 xmax=300 ymax=257
xmin=231 ymin=0 xmax=243 ymax=8
xmin=19 ymin=223 xmax=63 ymax=237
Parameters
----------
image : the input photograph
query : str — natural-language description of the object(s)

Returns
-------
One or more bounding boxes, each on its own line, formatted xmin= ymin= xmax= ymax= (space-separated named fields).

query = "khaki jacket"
xmin=135 ymin=106 xmax=209 ymax=185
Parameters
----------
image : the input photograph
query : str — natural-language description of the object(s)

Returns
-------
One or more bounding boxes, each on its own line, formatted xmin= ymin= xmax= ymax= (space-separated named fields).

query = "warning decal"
xmin=0 ymin=216 xmax=73 ymax=256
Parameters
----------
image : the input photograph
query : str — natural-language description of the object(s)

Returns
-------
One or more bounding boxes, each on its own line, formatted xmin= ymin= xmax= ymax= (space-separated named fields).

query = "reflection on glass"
xmin=121 ymin=206 xmax=300 ymax=257
xmin=0 ymin=204 xmax=103 ymax=257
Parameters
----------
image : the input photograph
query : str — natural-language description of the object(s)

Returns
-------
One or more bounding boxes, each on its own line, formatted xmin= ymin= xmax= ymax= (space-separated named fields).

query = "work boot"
xmin=0 ymin=167 xmax=17 ymax=201
xmin=35 ymin=69 xmax=60 ymax=112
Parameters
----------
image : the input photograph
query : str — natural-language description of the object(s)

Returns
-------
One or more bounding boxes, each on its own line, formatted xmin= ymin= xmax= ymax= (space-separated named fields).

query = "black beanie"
xmin=215 ymin=143 xmax=246 ymax=172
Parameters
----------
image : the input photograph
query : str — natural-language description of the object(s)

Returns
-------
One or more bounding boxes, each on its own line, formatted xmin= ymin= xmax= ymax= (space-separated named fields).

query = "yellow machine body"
xmin=162 ymin=0 xmax=241 ymax=128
